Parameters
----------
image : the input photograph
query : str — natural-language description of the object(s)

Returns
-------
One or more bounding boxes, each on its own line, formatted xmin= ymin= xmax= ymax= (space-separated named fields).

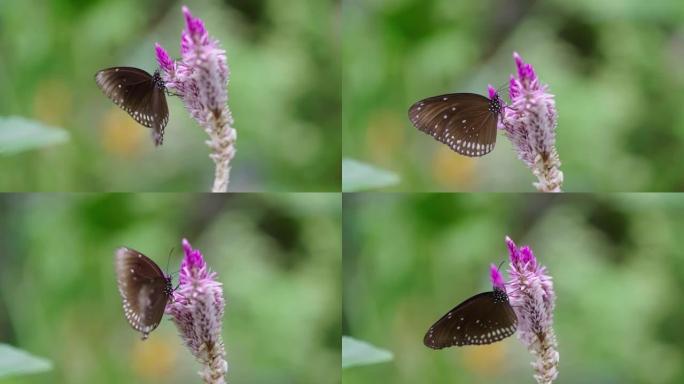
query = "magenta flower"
xmin=504 ymin=236 xmax=559 ymax=384
xmin=501 ymin=52 xmax=563 ymax=192
xmin=166 ymin=239 xmax=228 ymax=384
xmin=489 ymin=263 xmax=506 ymax=291
xmin=487 ymin=84 xmax=502 ymax=106
xmin=156 ymin=6 xmax=236 ymax=192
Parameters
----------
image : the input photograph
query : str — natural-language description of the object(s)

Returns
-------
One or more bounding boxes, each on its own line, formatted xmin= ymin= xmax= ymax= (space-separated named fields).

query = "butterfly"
xmin=424 ymin=286 xmax=517 ymax=349
xmin=115 ymin=247 xmax=173 ymax=340
xmin=408 ymin=92 xmax=503 ymax=157
xmin=95 ymin=67 xmax=169 ymax=146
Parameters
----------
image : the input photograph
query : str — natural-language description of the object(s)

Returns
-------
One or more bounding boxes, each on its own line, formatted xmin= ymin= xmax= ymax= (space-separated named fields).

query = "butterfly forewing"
xmin=115 ymin=247 xmax=172 ymax=340
xmin=95 ymin=67 xmax=169 ymax=146
xmin=408 ymin=93 xmax=499 ymax=157
xmin=424 ymin=288 xmax=517 ymax=349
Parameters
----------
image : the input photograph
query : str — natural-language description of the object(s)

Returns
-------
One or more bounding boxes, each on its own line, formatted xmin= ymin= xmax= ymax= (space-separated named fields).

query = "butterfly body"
xmin=95 ymin=67 xmax=170 ymax=146
xmin=424 ymin=287 xmax=517 ymax=349
xmin=408 ymin=92 xmax=502 ymax=157
xmin=115 ymin=247 xmax=173 ymax=340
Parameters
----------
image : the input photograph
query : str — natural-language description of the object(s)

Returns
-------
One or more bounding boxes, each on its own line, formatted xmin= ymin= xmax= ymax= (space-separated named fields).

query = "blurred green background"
xmin=342 ymin=0 xmax=684 ymax=191
xmin=0 ymin=193 xmax=341 ymax=383
xmin=343 ymin=193 xmax=684 ymax=383
xmin=0 ymin=0 xmax=340 ymax=191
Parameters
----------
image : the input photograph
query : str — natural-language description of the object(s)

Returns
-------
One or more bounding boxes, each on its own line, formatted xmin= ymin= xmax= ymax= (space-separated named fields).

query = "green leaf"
xmin=342 ymin=336 xmax=393 ymax=368
xmin=342 ymin=159 xmax=400 ymax=192
xmin=0 ymin=116 xmax=69 ymax=155
xmin=0 ymin=344 xmax=52 ymax=378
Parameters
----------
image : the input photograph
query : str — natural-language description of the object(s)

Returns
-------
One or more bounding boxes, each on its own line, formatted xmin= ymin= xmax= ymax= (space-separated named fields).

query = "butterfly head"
xmin=163 ymin=274 xmax=174 ymax=296
xmin=492 ymin=287 xmax=510 ymax=304
xmin=153 ymin=70 xmax=166 ymax=90
xmin=487 ymin=85 xmax=504 ymax=116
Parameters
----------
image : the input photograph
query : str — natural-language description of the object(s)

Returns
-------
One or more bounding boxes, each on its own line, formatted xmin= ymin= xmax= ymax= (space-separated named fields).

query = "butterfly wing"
xmin=95 ymin=67 xmax=153 ymax=115
xmin=150 ymin=87 xmax=169 ymax=146
xmin=115 ymin=247 xmax=171 ymax=340
xmin=424 ymin=289 xmax=517 ymax=349
xmin=95 ymin=67 xmax=169 ymax=146
xmin=408 ymin=93 xmax=498 ymax=157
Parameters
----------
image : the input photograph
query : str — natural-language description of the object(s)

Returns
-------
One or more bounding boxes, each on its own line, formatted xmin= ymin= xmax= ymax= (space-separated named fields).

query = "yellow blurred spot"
xmin=462 ymin=342 xmax=506 ymax=378
xmin=132 ymin=336 xmax=178 ymax=380
xmin=101 ymin=107 xmax=145 ymax=156
xmin=33 ymin=79 xmax=72 ymax=126
xmin=431 ymin=146 xmax=475 ymax=187
xmin=365 ymin=110 xmax=406 ymax=164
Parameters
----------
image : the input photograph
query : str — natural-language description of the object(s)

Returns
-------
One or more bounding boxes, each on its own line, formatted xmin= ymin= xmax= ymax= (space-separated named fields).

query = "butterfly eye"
xmin=408 ymin=93 xmax=501 ymax=157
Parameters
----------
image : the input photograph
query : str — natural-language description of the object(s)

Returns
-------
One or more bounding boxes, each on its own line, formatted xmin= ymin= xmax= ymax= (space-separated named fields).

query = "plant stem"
xmin=207 ymin=109 xmax=236 ymax=192
xmin=533 ymin=150 xmax=563 ymax=192
xmin=199 ymin=339 xmax=228 ymax=383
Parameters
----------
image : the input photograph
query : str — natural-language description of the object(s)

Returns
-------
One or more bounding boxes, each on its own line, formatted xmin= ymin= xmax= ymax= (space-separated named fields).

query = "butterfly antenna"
xmin=166 ymin=247 xmax=175 ymax=273
xmin=495 ymin=81 xmax=509 ymax=95
xmin=495 ymin=82 xmax=512 ymax=109
xmin=497 ymin=260 xmax=506 ymax=271
xmin=168 ymin=248 xmax=180 ymax=293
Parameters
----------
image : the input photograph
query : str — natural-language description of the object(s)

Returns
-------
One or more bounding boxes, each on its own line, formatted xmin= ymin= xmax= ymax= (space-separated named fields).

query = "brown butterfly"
xmin=424 ymin=287 xmax=517 ymax=349
xmin=95 ymin=67 xmax=169 ymax=146
xmin=115 ymin=247 xmax=173 ymax=340
xmin=408 ymin=92 xmax=503 ymax=157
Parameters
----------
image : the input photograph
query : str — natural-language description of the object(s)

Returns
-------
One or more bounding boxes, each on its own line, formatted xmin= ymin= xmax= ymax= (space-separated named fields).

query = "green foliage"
xmin=342 ymin=0 xmax=684 ymax=191
xmin=342 ymin=159 xmax=400 ymax=192
xmin=0 ymin=194 xmax=341 ymax=384
xmin=0 ymin=0 xmax=339 ymax=191
xmin=343 ymin=193 xmax=684 ymax=383
xmin=342 ymin=336 xmax=393 ymax=368
xmin=0 ymin=344 xmax=51 ymax=378
xmin=0 ymin=117 xmax=69 ymax=155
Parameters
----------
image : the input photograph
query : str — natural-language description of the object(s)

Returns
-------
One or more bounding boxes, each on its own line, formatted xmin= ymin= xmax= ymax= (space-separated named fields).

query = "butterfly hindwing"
xmin=150 ymin=87 xmax=169 ymax=146
xmin=424 ymin=288 xmax=517 ymax=349
xmin=115 ymin=247 xmax=172 ymax=340
xmin=95 ymin=67 xmax=154 ymax=115
xmin=408 ymin=93 xmax=499 ymax=157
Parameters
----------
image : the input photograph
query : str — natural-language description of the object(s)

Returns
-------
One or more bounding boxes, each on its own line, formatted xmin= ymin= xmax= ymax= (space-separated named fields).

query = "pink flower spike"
xmin=520 ymin=246 xmax=537 ymax=268
xmin=501 ymin=52 xmax=563 ymax=192
xmin=487 ymin=84 xmax=498 ymax=100
xmin=183 ymin=6 xmax=207 ymax=38
xmin=504 ymin=236 xmax=559 ymax=384
xmin=180 ymin=6 xmax=210 ymax=56
xmin=513 ymin=51 xmax=537 ymax=85
xmin=513 ymin=52 xmax=524 ymax=70
xmin=155 ymin=43 xmax=174 ymax=73
xmin=159 ymin=5 xmax=236 ymax=192
xmin=489 ymin=263 xmax=505 ymax=291
xmin=505 ymin=236 xmax=519 ymax=262
xmin=167 ymin=239 xmax=228 ymax=384
xmin=509 ymin=74 xmax=520 ymax=99
xmin=180 ymin=238 xmax=206 ymax=281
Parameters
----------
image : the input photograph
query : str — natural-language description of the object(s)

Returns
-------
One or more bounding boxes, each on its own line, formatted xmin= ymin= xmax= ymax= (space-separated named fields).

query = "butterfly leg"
xmin=165 ymin=90 xmax=183 ymax=98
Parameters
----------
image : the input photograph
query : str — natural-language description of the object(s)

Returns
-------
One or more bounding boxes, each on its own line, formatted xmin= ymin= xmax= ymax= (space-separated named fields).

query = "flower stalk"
xmin=166 ymin=239 xmax=228 ymax=384
xmin=500 ymin=52 xmax=563 ymax=192
xmin=156 ymin=6 xmax=236 ymax=192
